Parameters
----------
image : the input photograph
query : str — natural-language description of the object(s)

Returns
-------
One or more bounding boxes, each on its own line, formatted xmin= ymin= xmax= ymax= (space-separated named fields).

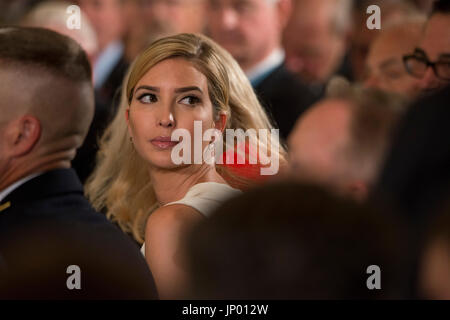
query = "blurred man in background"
xmin=141 ymin=0 xmax=207 ymax=42
xmin=350 ymin=0 xmax=420 ymax=81
xmin=288 ymin=79 xmax=408 ymax=201
xmin=365 ymin=16 xmax=426 ymax=97
xmin=77 ymin=0 xmax=126 ymax=101
xmin=403 ymin=1 xmax=450 ymax=94
xmin=283 ymin=0 xmax=353 ymax=96
xmin=20 ymin=1 xmax=98 ymax=66
xmin=207 ymin=0 xmax=317 ymax=140
xmin=121 ymin=0 xmax=207 ymax=61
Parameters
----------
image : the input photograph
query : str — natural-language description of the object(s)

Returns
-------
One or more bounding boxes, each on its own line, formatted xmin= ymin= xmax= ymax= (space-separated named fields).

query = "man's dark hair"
xmin=0 ymin=26 xmax=91 ymax=82
xmin=187 ymin=182 xmax=412 ymax=299
xmin=432 ymin=0 xmax=450 ymax=15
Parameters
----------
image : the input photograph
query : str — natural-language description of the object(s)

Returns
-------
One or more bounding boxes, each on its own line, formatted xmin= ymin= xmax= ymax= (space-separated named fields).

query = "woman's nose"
xmin=158 ymin=110 xmax=175 ymax=127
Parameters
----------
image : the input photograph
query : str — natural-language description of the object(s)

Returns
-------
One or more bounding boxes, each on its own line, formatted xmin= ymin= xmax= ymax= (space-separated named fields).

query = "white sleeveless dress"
xmin=140 ymin=182 xmax=242 ymax=256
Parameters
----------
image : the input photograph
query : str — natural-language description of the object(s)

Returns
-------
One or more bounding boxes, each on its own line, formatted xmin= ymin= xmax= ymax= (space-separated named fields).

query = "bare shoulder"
xmin=145 ymin=204 xmax=204 ymax=241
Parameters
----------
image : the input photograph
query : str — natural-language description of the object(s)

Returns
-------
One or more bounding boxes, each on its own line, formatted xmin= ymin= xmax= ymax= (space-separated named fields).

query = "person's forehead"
xmin=293 ymin=0 xmax=335 ymax=22
xmin=291 ymin=14 xmax=332 ymax=37
xmin=421 ymin=14 xmax=450 ymax=59
xmin=137 ymin=58 xmax=208 ymax=88
xmin=369 ymin=35 xmax=410 ymax=65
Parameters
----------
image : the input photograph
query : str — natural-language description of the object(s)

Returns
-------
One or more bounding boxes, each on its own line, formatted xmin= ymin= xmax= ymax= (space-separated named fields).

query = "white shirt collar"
xmin=93 ymin=40 xmax=124 ymax=89
xmin=246 ymin=48 xmax=285 ymax=83
xmin=0 ymin=173 xmax=43 ymax=202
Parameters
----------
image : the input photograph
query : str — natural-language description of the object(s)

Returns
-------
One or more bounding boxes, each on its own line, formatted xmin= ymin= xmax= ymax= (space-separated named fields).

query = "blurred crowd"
xmin=0 ymin=0 xmax=449 ymax=300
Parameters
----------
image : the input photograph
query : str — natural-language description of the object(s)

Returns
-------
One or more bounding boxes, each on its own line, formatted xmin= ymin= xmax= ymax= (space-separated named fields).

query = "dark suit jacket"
xmin=0 ymin=168 xmax=157 ymax=299
xmin=254 ymin=64 xmax=319 ymax=141
xmin=96 ymin=55 xmax=129 ymax=112
xmin=0 ymin=253 xmax=6 ymax=288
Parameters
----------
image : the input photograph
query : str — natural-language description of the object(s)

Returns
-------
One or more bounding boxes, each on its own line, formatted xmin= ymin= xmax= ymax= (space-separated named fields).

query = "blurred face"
xmin=365 ymin=28 xmax=422 ymax=97
xmin=350 ymin=12 xmax=379 ymax=81
xmin=283 ymin=1 xmax=346 ymax=84
xmin=79 ymin=0 xmax=125 ymax=50
xmin=207 ymin=0 xmax=282 ymax=71
xmin=288 ymin=99 xmax=351 ymax=188
xmin=413 ymin=14 xmax=450 ymax=93
xmin=140 ymin=0 xmax=206 ymax=42
xmin=127 ymin=58 xmax=219 ymax=170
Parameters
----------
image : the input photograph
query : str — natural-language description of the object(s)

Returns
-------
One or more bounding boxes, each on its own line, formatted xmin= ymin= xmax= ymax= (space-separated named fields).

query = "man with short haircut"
xmin=402 ymin=0 xmax=450 ymax=94
xmin=288 ymin=78 xmax=408 ymax=201
xmin=0 ymin=27 xmax=157 ymax=299
xmin=207 ymin=0 xmax=317 ymax=140
xmin=283 ymin=0 xmax=353 ymax=94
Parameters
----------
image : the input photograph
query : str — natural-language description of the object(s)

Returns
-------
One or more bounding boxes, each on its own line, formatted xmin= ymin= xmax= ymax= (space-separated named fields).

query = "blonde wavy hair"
xmin=85 ymin=33 xmax=287 ymax=243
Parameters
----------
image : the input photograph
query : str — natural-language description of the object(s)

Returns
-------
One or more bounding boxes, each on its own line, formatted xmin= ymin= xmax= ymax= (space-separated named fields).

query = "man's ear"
xmin=10 ymin=115 xmax=41 ymax=157
xmin=214 ymin=111 xmax=227 ymax=133
xmin=277 ymin=0 xmax=293 ymax=30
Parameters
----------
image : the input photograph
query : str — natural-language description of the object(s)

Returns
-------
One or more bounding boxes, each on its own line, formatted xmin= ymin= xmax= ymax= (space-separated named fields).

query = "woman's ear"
xmin=9 ymin=115 xmax=41 ymax=157
xmin=214 ymin=111 xmax=227 ymax=132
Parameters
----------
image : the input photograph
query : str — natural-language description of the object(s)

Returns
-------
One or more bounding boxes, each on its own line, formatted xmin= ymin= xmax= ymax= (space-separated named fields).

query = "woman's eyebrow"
xmin=174 ymin=86 xmax=203 ymax=94
xmin=135 ymin=85 xmax=160 ymax=92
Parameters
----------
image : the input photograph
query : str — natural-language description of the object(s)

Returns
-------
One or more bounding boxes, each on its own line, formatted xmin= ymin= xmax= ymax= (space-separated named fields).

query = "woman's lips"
xmin=150 ymin=137 xmax=180 ymax=150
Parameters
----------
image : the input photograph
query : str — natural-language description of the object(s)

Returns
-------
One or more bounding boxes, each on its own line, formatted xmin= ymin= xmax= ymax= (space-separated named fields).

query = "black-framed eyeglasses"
xmin=403 ymin=48 xmax=450 ymax=81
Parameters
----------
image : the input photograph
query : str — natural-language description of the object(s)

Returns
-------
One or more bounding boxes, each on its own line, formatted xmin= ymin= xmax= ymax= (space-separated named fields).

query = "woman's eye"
xmin=180 ymin=96 xmax=200 ymax=105
xmin=137 ymin=93 xmax=157 ymax=103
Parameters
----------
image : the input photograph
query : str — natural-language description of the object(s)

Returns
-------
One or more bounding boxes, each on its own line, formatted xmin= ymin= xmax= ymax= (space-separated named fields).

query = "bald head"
xmin=20 ymin=1 xmax=99 ymax=64
xmin=288 ymin=82 xmax=408 ymax=200
xmin=288 ymin=99 xmax=352 ymax=187
xmin=0 ymin=27 xmax=94 ymax=186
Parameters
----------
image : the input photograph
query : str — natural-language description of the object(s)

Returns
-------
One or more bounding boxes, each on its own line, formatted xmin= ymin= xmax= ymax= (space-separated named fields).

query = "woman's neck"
xmin=149 ymin=164 xmax=227 ymax=206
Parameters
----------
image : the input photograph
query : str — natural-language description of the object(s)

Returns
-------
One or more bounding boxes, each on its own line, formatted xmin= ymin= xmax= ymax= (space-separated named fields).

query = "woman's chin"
xmin=146 ymin=157 xmax=189 ymax=171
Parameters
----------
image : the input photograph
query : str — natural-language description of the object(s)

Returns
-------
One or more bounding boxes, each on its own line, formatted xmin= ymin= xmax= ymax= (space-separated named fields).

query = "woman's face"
xmin=127 ymin=58 xmax=221 ymax=169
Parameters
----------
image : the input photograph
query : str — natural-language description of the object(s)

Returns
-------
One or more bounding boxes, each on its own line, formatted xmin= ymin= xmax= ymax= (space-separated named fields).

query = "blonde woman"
xmin=86 ymin=33 xmax=287 ymax=298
